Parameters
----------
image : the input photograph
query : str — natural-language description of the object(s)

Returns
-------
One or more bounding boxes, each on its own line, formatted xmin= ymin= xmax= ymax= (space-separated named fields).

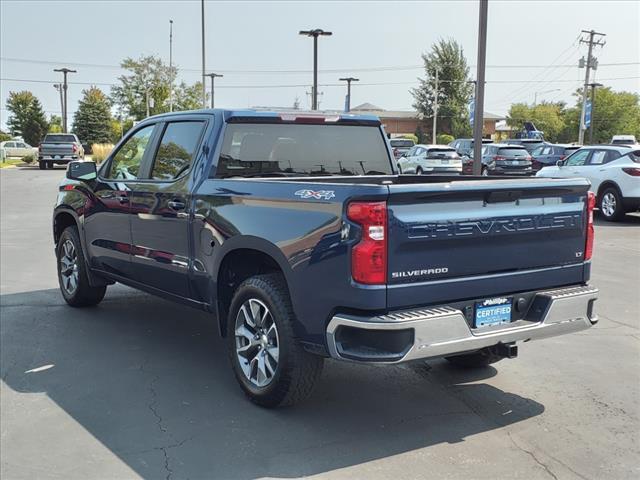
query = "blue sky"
xmin=1 ymin=0 xmax=639 ymax=129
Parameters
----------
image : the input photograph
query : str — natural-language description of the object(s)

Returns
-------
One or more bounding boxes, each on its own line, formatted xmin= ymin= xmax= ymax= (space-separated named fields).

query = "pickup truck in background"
xmin=53 ymin=109 xmax=598 ymax=407
xmin=39 ymin=133 xmax=84 ymax=169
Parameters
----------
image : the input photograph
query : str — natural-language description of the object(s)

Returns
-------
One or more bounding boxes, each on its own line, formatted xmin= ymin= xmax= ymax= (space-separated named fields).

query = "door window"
xmin=150 ymin=121 xmax=205 ymax=180
xmin=588 ymin=150 xmax=608 ymax=165
xmin=106 ymin=125 xmax=155 ymax=180
xmin=541 ymin=146 xmax=553 ymax=155
xmin=5 ymin=142 xmax=15 ymax=148
xmin=565 ymin=149 xmax=590 ymax=166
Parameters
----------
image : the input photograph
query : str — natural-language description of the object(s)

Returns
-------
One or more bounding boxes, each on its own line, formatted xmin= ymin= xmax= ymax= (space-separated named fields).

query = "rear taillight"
xmin=585 ymin=191 xmax=596 ymax=261
xmin=559 ymin=155 xmax=566 ymax=160
xmin=72 ymin=144 xmax=78 ymax=153
xmin=622 ymin=167 xmax=640 ymax=176
xmin=493 ymin=155 xmax=506 ymax=161
xmin=347 ymin=201 xmax=387 ymax=285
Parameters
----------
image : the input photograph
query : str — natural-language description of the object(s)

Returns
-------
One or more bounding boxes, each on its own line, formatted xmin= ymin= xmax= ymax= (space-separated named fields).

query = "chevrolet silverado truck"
xmin=53 ymin=109 xmax=598 ymax=407
xmin=39 ymin=133 xmax=84 ymax=169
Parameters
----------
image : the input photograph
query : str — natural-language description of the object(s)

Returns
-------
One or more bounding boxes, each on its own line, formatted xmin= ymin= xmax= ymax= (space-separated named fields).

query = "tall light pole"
xmin=201 ymin=0 xmax=206 ymax=108
xmin=53 ymin=67 xmax=77 ymax=132
xmin=533 ymin=88 xmax=560 ymax=106
xmin=205 ymin=73 xmax=223 ymax=108
xmin=588 ymin=82 xmax=603 ymax=144
xmin=472 ymin=0 xmax=488 ymax=175
xmin=299 ymin=29 xmax=332 ymax=110
xmin=432 ymin=68 xmax=439 ymax=143
xmin=339 ymin=77 xmax=359 ymax=112
xmin=169 ymin=19 xmax=174 ymax=112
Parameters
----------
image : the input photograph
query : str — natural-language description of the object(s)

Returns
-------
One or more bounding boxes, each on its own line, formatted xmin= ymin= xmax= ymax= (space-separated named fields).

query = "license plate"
xmin=474 ymin=297 xmax=512 ymax=328
xmin=510 ymin=160 xmax=519 ymax=165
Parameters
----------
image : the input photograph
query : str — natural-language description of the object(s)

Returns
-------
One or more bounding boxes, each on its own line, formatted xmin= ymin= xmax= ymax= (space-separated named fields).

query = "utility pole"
xmin=53 ymin=84 xmax=63 ymax=126
xmin=578 ymin=29 xmax=606 ymax=144
xmin=299 ymin=29 xmax=332 ymax=110
xmin=169 ymin=19 xmax=174 ymax=112
xmin=53 ymin=68 xmax=76 ymax=133
xmin=201 ymin=0 xmax=206 ymax=108
xmin=205 ymin=73 xmax=223 ymax=108
xmin=472 ymin=0 xmax=488 ymax=175
xmin=432 ymin=68 xmax=439 ymax=143
xmin=339 ymin=77 xmax=359 ymax=112
xmin=588 ymin=82 xmax=603 ymax=144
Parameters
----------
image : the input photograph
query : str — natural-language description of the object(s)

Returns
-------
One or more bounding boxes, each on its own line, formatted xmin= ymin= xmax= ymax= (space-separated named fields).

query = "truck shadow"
xmin=1 ymin=287 xmax=544 ymax=479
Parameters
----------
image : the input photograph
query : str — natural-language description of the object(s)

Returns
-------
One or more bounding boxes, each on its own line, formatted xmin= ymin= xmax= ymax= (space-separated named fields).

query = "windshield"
xmin=45 ymin=134 xmax=76 ymax=143
xmin=216 ymin=123 xmax=392 ymax=177
xmin=390 ymin=139 xmax=414 ymax=148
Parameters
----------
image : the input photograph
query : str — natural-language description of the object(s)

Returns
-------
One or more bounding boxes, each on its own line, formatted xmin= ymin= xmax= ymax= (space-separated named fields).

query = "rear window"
xmin=45 ymin=134 xmax=76 ymax=143
xmin=426 ymin=148 xmax=458 ymax=158
xmin=216 ymin=123 xmax=392 ymax=177
xmin=611 ymin=139 xmax=634 ymax=145
xmin=498 ymin=147 xmax=529 ymax=156
xmin=390 ymin=139 xmax=414 ymax=148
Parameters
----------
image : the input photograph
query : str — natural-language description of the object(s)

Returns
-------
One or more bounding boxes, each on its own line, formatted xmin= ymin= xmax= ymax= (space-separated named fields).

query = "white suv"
xmin=536 ymin=145 xmax=640 ymax=221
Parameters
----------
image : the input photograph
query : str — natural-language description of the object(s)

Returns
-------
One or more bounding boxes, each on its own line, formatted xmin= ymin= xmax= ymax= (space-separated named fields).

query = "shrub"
xmin=436 ymin=133 xmax=454 ymax=145
xmin=91 ymin=143 xmax=114 ymax=164
xmin=22 ymin=154 xmax=35 ymax=164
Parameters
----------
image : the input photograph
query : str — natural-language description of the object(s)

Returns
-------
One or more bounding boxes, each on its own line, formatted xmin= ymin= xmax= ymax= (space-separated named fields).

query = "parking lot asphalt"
xmin=1 ymin=166 xmax=639 ymax=480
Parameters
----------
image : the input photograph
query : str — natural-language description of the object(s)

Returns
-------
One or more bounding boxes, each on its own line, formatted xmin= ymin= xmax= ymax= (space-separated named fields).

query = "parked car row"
xmin=0 ymin=140 xmax=38 ymax=160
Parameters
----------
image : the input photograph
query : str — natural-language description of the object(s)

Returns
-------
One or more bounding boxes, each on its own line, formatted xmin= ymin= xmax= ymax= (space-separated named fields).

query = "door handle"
xmin=116 ymin=194 xmax=129 ymax=204
xmin=168 ymin=200 xmax=186 ymax=211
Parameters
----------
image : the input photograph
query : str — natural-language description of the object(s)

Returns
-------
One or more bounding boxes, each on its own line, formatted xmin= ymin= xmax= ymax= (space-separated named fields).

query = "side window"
xmin=531 ymin=146 xmax=544 ymax=156
xmin=150 ymin=121 xmax=205 ymax=180
xmin=18 ymin=142 xmax=27 ymax=148
xmin=588 ymin=150 xmax=608 ymax=165
xmin=565 ymin=149 xmax=590 ymax=166
xmin=406 ymin=146 xmax=416 ymax=156
xmin=106 ymin=125 xmax=155 ymax=180
xmin=6 ymin=142 xmax=15 ymax=148
xmin=541 ymin=146 xmax=552 ymax=155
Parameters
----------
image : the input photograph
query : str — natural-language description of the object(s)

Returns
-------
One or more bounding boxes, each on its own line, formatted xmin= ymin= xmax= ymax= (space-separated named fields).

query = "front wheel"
xmin=227 ymin=274 xmax=323 ymax=407
xmin=599 ymin=187 xmax=624 ymax=221
xmin=57 ymin=226 xmax=106 ymax=307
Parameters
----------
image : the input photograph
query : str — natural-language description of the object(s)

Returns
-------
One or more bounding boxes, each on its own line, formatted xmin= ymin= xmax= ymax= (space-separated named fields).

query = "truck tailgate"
xmin=42 ymin=143 xmax=74 ymax=155
xmin=386 ymin=177 xmax=590 ymax=309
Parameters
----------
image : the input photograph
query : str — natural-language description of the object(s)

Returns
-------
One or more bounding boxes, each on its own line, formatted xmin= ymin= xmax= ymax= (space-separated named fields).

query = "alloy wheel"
xmin=59 ymin=239 xmax=79 ymax=295
xmin=234 ymin=298 xmax=280 ymax=387
xmin=601 ymin=192 xmax=617 ymax=218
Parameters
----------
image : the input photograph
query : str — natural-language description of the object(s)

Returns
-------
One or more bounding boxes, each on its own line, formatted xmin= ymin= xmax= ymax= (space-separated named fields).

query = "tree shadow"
xmin=1 ymin=287 xmax=544 ymax=479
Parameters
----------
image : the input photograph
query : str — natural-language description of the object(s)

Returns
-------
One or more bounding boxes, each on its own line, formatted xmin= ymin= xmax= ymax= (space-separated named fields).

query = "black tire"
xmin=46 ymin=161 xmax=53 ymax=169
xmin=227 ymin=273 xmax=323 ymax=408
xmin=38 ymin=161 xmax=46 ymax=170
xmin=481 ymin=167 xmax=489 ymax=176
xmin=56 ymin=226 xmax=106 ymax=307
xmin=598 ymin=187 xmax=624 ymax=222
xmin=446 ymin=348 xmax=503 ymax=368
xmin=416 ymin=167 xmax=423 ymax=175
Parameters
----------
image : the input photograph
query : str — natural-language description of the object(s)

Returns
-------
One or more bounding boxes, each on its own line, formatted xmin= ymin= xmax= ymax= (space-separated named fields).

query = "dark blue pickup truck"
xmin=53 ymin=109 xmax=598 ymax=407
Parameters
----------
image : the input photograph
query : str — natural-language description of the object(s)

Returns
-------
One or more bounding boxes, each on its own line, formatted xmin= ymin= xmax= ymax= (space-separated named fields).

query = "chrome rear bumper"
xmin=326 ymin=285 xmax=598 ymax=363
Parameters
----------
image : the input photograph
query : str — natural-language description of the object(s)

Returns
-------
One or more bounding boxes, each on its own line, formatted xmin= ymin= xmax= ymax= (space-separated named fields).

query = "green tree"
xmin=72 ymin=87 xmax=113 ymax=145
xmin=412 ymin=38 xmax=474 ymax=138
xmin=507 ymin=102 xmax=567 ymax=142
xmin=173 ymin=81 xmax=207 ymax=111
xmin=0 ymin=130 xmax=11 ymax=142
xmin=578 ymin=87 xmax=639 ymax=144
xmin=111 ymin=55 xmax=175 ymax=120
xmin=48 ymin=115 xmax=63 ymax=133
xmin=6 ymin=91 xmax=49 ymax=146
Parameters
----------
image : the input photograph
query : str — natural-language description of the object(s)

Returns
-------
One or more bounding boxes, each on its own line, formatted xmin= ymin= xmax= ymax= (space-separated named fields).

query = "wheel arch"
xmin=596 ymin=180 xmax=622 ymax=199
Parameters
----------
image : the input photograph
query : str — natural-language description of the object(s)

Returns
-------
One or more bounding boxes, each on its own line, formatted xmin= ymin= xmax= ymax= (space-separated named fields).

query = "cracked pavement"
xmin=1 ymin=167 xmax=639 ymax=479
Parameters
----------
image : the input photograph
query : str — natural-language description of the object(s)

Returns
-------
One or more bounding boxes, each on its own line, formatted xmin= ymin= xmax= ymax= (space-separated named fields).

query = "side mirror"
xmin=67 ymin=160 xmax=97 ymax=181
xmin=556 ymin=160 xmax=565 ymax=167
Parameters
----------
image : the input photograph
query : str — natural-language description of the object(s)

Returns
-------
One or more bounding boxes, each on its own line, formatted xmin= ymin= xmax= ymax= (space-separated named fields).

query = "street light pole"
xmin=53 ymin=67 xmax=77 ymax=132
xmin=299 ymin=29 xmax=332 ymax=110
xmin=588 ymin=82 xmax=603 ymax=144
xmin=339 ymin=77 xmax=359 ymax=112
xmin=472 ymin=0 xmax=488 ymax=175
xmin=205 ymin=73 xmax=223 ymax=108
xmin=201 ymin=0 xmax=206 ymax=108
xmin=169 ymin=19 xmax=174 ymax=112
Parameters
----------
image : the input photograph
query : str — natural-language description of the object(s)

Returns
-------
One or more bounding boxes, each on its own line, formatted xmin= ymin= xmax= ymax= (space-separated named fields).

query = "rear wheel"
xmin=38 ymin=161 xmax=46 ymax=170
xmin=446 ymin=348 xmax=503 ymax=368
xmin=227 ymin=273 xmax=323 ymax=407
xmin=599 ymin=187 xmax=624 ymax=221
xmin=481 ymin=167 xmax=489 ymax=176
xmin=46 ymin=161 xmax=54 ymax=169
xmin=57 ymin=226 xmax=106 ymax=307
xmin=416 ymin=167 xmax=423 ymax=175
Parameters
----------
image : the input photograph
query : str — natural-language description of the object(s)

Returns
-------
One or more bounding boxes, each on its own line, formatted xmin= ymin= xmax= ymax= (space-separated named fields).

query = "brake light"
xmin=72 ymin=144 xmax=78 ymax=153
xmin=493 ymin=155 xmax=506 ymax=161
xmin=347 ymin=201 xmax=387 ymax=285
xmin=622 ymin=167 xmax=640 ymax=176
xmin=585 ymin=191 xmax=596 ymax=261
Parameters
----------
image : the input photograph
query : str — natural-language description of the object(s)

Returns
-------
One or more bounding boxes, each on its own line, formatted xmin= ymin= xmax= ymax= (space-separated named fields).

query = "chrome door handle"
xmin=168 ymin=200 xmax=186 ymax=211
xmin=116 ymin=194 xmax=128 ymax=204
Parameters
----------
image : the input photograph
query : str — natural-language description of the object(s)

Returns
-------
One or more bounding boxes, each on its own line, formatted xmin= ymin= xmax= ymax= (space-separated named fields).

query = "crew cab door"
xmin=84 ymin=123 xmax=158 ymax=278
xmin=129 ymin=119 xmax=208 ymax=298
xmin=558 ymin=149 xmax=591 ymax=178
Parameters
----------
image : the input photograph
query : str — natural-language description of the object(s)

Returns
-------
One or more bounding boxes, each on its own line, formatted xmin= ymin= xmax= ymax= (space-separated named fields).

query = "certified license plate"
xmin=474 ymin=297 xmax=512 ymax=328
